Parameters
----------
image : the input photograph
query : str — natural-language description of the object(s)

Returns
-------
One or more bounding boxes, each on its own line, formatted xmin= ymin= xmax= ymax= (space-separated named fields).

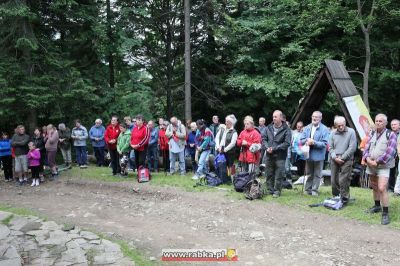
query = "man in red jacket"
xmin=104 ymin=116 xmax=121 ymax=175
xmin=130 ymin=115 xmax=150 ymax=169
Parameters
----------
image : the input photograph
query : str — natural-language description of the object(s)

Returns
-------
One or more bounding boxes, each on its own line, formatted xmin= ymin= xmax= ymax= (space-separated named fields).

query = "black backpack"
xmin=233 ymin=172 xmax=254 ymax=192
xmin=205 ymin=172 xmax=223 ymax=187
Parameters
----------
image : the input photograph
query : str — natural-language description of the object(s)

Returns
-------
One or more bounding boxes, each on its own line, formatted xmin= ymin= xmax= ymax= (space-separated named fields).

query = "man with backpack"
xmin=263 ymin=110 xmax=291 ymax=198
xmin=328 ymin=116 xmax=357 ymax=205
xmin=363 ymin=113 xmax=397 ymax=225
xmin=165 ymin=117 xmax=186 ymax=176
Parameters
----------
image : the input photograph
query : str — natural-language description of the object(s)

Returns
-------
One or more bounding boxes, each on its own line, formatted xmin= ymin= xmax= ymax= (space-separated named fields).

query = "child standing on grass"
xmin=117 ymin=123 xmax=131 ymax=176
xmin=27 ymin=142 xmax=41 ymax=186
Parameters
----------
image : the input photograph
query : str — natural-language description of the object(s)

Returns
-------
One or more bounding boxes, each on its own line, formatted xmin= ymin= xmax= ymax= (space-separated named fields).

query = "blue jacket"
xmin=148 ymin=127 xmax=159 ymax=146
xmin=89 ymin=125 xmax=106 ymax=147
xmin=299 ymin=123 xmax=329 ymax=161
xmin=0 ymin=139 xmax=12 ymax=157
xmin=71 ymin=126 xmax=88 ymax=146
xmin=186 ymin=131 xmax=196 ymax=156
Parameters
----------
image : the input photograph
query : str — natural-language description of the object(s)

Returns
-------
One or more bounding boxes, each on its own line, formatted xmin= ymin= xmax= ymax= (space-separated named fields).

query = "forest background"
xmin=1 ymin=0 xmax=399 ymax=132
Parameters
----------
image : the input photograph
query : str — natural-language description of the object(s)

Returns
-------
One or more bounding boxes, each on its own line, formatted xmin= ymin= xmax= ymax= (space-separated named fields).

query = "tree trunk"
xmin=106 ymin=0 xmax=115 ymax=89
xmin=165 ymin=1 xmax=173 ymax=119
xmin=362 ymin=30 xmax=370 ymax=110
xmin=184 ymin=0 xmax=191 ymax=121
xmin=21 ymin=0 xmax=37 ymax=132
xmin=357 ymin=0 xmax=375 ymax=111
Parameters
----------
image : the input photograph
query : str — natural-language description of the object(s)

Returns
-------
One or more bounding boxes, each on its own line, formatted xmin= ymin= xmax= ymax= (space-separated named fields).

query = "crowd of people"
xmin=0 ymin=111 xmax=399 ymax=225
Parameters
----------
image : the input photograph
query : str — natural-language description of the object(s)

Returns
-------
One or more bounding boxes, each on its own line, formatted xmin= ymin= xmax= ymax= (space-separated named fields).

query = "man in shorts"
xmin=363 ymin=114 xmax=397 ymax=225
xmin=11 ymin=125 xmax=30 ymax=185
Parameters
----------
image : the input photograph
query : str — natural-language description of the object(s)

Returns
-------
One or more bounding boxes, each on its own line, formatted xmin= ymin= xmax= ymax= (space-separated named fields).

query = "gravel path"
xmin=0 ymin=178 xmax=399 ymax=266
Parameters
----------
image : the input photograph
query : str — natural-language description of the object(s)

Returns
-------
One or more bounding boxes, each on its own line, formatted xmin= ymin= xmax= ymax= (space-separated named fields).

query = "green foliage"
xmin=0 ymin=0 xmax=399 ymax=131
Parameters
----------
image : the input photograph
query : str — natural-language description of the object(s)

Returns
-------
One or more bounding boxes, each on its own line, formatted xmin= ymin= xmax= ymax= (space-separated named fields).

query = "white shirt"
xmin=311 ymin=124 xmax=319 ymax=139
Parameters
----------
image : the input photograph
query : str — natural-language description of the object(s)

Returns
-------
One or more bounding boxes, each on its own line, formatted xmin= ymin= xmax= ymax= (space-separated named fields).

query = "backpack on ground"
xmin=137 ymin=166 xmax=151 ymax=183
xmin=322 ymin=197 xmax=344 ymax=210
xmin=282 ymin=179 xmax=293 ymax=189
xmin=205 ymin=172 xmax=223 ymax=187
xmin=214 ymin=153 xmax=229 ymax=183
xmin=233 ymin=171 xmax=253 ymax=192
xmin=244 ymin=178 xmax=263 ymax=200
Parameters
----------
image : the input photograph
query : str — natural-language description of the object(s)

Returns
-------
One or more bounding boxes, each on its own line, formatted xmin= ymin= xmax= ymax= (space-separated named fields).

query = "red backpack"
xmin=137 ymin=166 xmax=151 ymax=183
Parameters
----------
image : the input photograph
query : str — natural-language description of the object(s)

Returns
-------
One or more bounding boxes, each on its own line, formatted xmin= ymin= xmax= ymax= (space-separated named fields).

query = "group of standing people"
xmin=0 ymin=124 xmax=60 ymax=186
xmin=1 ymin=111 xmax=399 ymax=225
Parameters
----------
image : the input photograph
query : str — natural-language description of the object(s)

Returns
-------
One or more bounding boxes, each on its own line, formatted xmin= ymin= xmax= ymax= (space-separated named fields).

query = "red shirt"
xmin=158 ymin=128 xmax=169 ymax=151
xmin=104 ymin=124 xmax=120 ymax=150
xmin=130 ymin=124 xmax=150 ymax=151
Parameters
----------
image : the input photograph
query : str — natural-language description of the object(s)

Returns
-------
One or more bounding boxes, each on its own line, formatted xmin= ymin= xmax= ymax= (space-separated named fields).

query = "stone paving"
xmin=0 ymin=211 xmax=134 ymax=266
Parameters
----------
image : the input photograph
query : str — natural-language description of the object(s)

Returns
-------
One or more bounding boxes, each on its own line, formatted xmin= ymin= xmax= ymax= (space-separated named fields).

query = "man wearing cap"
xmin=328 ymin=116 xmax=357 ymax=204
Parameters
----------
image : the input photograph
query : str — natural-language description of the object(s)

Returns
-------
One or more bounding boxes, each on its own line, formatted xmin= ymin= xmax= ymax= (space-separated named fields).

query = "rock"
xmin=250 ymin=231 xmax=265 ymax=241
xmin=0 ymin=211 xmax=11 ymax=221
xmin=80 ymin=231 xmax=99 ymax=241
xmin=61 ymin=224 xmax=75 ymax=231
xmin=26 ymin=230 xmax=49 ymax=238
xmin=9 ymin=216 xmax=29 ymax=231
xmin=0 ymin=258 xmax=22 ymax=266
xmin=20 ymin=222 xmax=42 ymax=233
xmin=66 ymin=240 xmax=81 ymax=250
xmin=149 ymin=256 xmax=156 ymax=261
xmin=116 ymin=258 xmax=135 ymax=266
xmin=0 ymin=224 xmax=11 ymax=240
xmin=22 ymin=239 xmax=38 ymax=252
xmin=38 ymin=230 xmax=71 ymax=246
xmin=92 ymin=254 xmax=116 ymax=265
xmin=89 ymin=239 xmax=101 ymax=245
xmin=41 ymin=221 xmax=60 ymax=231
xmin=56 ymin=247 xmax=87 ymax=265
xmin=3 ymin=245 xmax=20 ymax=259
xmin=101 ymin=239 xmax=121 ymax=253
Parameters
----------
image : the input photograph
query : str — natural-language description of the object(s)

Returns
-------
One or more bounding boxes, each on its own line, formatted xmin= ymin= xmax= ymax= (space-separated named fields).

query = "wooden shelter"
xmin=290 ymin=59 xmax=360 ymax=131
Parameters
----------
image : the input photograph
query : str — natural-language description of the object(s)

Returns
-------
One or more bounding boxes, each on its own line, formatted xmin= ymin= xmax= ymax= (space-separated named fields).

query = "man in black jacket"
xmin=12 ymin=125 xmax=30 ymax=185
xmin=263 ymin=110 xmax=292 ymax=197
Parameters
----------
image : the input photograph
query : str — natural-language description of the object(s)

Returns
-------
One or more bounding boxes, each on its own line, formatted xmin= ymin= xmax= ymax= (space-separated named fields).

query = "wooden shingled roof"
xmin=290 ymin=59 xmax=359 ymax=130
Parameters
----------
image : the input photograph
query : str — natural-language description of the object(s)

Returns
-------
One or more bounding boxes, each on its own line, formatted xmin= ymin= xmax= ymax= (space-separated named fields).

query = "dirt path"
xmin=1 ymin=177 xmax=400 ymax=266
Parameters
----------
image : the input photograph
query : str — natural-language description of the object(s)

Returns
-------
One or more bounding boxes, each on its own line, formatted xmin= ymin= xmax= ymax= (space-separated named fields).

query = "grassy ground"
xmin=63 ymin=165 xmax=400 ymax=229
xmin=0 ymin=204 xmax=42 ymax=217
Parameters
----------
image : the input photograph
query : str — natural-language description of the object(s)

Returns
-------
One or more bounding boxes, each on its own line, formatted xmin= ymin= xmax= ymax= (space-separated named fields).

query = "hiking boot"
xmin=31 ymin=180 xmax=35 ymax=187
xmin=381 ymin=213 xmax=390 ymax=225
xmin=191 ymin=175 xmax=199 ymax=180
xmin=272 ymin=192 xmax=280 ymax=198
xmin=35 ymin=179 xmax=40 ymax=186
xmin=80 ymin=164 xmax=88 ymax=169
xmin=366 ymin=205 xmax=382 ymax=214
xmin=303 ymin=191 xmax=312 ymax=196
xmin=311 ymin=191 xmax=319 ymax=196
